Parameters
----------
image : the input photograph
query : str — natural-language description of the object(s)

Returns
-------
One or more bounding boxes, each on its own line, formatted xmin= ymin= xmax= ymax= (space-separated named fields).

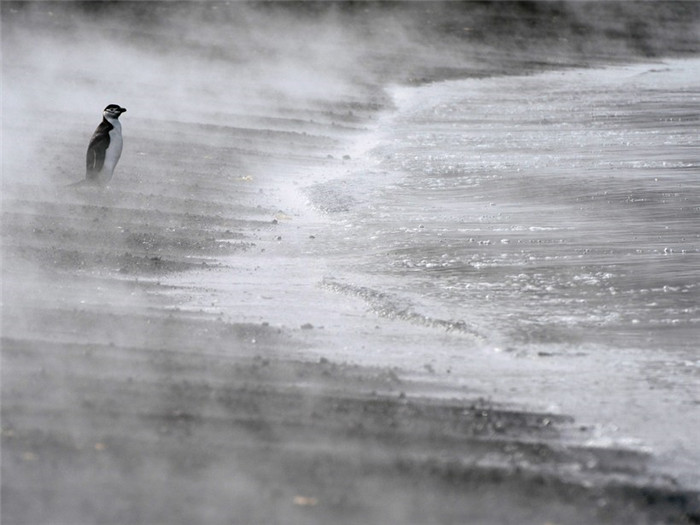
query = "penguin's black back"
xmin=86 ymin=118 xmax=113 ymax=180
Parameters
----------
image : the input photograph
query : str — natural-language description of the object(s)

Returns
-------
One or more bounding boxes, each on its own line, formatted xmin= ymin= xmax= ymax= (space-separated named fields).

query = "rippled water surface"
xmin=320 ymin=60 xmax=700 ymax=356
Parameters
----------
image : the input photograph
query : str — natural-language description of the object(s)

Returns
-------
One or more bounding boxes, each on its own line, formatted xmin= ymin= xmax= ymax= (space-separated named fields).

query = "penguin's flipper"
xmin=85 ymin=131 xmax=110 ymax=181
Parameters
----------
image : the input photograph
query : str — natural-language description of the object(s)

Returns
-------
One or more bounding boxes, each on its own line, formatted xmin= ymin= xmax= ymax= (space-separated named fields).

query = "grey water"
xmin=163 ymin=57 xmax=699 ymax=488
xmin=321 ymin=60 xmax=700 ymax=357
xmin=304 ymin=60 xmax=700 ymax=487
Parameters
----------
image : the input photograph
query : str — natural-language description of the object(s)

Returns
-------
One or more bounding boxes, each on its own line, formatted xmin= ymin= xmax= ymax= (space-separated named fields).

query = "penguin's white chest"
xmin=103 ymin=123 xmax=123 ymax=177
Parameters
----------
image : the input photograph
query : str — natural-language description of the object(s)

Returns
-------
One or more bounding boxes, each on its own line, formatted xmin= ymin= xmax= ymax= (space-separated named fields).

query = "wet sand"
xmin=3 ymin=3 xmax=700 ymax=524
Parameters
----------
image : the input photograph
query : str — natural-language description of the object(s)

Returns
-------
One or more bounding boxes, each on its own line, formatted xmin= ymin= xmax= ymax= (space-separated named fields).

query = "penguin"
xmin=70 ymin=104 xmax=127 ymax=187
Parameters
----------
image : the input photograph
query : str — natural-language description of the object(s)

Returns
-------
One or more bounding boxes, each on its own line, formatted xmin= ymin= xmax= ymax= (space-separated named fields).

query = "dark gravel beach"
xmin=2 ymin=2 xmax=699 ymax=524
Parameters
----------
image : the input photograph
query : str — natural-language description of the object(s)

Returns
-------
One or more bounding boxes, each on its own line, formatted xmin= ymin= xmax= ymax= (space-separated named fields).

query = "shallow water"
xmin=299 ymin=59 xmax=700 ymax=486
xmin=315 ymin=60 xmax=700 ymax=355
xmin=161 ymin=59 xmax=699 ymax=490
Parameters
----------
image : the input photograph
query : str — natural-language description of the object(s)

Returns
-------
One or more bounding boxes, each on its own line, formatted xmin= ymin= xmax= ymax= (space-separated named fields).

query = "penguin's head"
xmin=103 ymin=104 xmax=127 ymax=119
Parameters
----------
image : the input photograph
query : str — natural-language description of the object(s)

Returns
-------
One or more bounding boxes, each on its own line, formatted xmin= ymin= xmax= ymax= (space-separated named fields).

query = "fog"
xmin=4 ymin=3 xmax=426 ymax=118
xmin=4 ymin=2 xmax=698 ymax=161
xmin=3 ymin=2 xmax=697 ymax=187
xmin=2 ymin=2 xmax=699 ymax=524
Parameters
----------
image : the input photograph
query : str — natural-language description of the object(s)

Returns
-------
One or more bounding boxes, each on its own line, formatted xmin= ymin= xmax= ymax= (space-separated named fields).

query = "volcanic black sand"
xmin=2 ymin=3 xmax=700 ymax=524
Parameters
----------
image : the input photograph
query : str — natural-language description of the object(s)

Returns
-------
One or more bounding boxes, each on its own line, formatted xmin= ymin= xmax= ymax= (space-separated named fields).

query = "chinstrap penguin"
xmin=70 ymin=104 xmax=127 ymax=187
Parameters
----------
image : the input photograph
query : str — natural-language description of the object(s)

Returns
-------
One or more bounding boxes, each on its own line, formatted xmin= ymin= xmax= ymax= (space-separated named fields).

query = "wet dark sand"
xmin=3 ymin=3 xmax=700 ymax=524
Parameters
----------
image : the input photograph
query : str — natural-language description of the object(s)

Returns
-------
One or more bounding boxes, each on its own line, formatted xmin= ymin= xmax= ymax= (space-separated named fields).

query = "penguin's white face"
xmin=103 ymin=104 xmax=127 ymax=120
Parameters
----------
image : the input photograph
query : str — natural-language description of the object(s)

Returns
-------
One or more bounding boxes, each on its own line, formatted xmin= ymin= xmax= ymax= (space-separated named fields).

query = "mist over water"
xmin=299 ymin=59 xmax=700 ymax=489
xmin=319 ymin=62 xmax=700 ymax=354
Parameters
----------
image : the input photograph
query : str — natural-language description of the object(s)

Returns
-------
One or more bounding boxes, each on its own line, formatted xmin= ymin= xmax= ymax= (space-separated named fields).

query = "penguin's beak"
xmin=120 ymin=108 xmax=127 ymax=113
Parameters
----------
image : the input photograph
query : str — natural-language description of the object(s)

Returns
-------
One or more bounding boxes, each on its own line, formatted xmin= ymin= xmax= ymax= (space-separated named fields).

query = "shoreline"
xmin=162 ymin=56 xmax=700 ymax=487
xmin=3 ymin=3 xmax=700 ymax=523
xmin=4 ymin=58 xmax=699 ymax=524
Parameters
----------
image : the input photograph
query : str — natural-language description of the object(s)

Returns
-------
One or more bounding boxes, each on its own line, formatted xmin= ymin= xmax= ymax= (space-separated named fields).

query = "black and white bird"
xmin=70 ymin=104 xmax=127 ymax=186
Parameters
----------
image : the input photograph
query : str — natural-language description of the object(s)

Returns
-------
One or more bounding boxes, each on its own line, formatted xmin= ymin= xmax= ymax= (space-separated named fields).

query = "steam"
xmin=4 ymin=4 xmax=387 ymax=122
xmin=3 ymin=1 xmax=697 ymax=187
xmin=2 ymin=3 xmax=402 ymax=187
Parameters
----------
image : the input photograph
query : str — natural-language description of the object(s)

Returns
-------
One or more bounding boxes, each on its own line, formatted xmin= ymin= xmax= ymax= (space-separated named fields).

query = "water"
xmin=299 ymin=59 xmax=700 ymax=487
xmin=171 ymin=59 xmax=699 ymax=488
xmin=318 ymin=60 xmax=700 ymax=356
